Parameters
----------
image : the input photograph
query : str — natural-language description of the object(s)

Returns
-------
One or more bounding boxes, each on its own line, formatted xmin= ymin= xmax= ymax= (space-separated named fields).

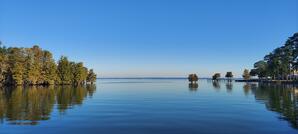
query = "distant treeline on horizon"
xmin=0 ymin=44 xmax=97 ymax=86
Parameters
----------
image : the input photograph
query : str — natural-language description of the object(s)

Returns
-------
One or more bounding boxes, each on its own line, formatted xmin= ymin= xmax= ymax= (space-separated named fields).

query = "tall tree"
xmin=242 ymin=69 xmax=250 ymax=80
xmin=252 ymin=33 xmax=298 ymax=80
xmin=0 ymin=43 xmax=8 ymax=85
xmin=57 ymin=56 xmax=72 ymax=85
xmin=87 ymin=69 xmax=97 ymax=84
xmin=72 ymin=62 xmax=87 ymax=85
xmin=7 ymin=48 xmax=25 ymax=85
xmin=24 ymin=48 xmax=39 ymax=85
xmin=42 ymin=51 xmax=57 ymax=85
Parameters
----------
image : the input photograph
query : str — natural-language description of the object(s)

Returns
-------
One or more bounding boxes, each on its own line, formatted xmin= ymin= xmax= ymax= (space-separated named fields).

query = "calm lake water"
xmin=0 ymin=79 xmax=297 ymax=134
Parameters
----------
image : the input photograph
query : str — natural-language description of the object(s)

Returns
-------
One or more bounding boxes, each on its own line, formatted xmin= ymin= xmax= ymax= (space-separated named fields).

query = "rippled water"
xmin=0 ymin=79 xmax=297 ymax=134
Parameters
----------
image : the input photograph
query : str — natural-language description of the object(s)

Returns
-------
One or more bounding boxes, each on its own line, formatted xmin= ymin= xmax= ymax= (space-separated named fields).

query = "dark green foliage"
xmin=188 ymin=74 xmax=198 ymax=83
xmin=0 ymin=44 xmax=8 ymax=85
xmin=225 ymin=72 xmax=233 ymax=79
xmin=72 ymin=62 xmax=88 ymax=85
xmin=0 ymin=44 xmax=96 ymax=86
xmin=57 ymin=57 xmax=73 ymax=85
xmin=87 ymin=69 xmax=97 ymax=84
xmin=242 ymin=69 xmax=250 ymax=80
xmin=252 ymin=33 xmax=298 ymax=80
xmin=212 ymin=73 xmax=221 ymax=80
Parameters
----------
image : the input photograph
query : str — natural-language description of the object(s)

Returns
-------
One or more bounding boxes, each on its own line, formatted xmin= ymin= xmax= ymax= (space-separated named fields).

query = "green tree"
xmin=42 ymin=51 xmax=57 ymax=85
xmin=0 ymin=44 xmax=95 ymax=86
xmin=252 ymin=33 xmax=298 ymax=80
xmin=87 ymin=69 xmax=97 ymax=84
xmin=188 ymin=74 xmax=198 ymax=84
xmin=0 ymin=43 xmax=8 ymax=85
xmin=7 ymin=48 xmax=25 ymax=85
xmin=31 ymin=46 xmax=43 ymax=84
xmin=57 ymin=56 xmax=72 ymax=85
xmin=24 ymin=48 xmax=39 ymax=85
xmin=225 ymin=72 xmax=233 ymax=80
xmin=253 ymin=60 xmax=268 ymax=79
xmin=72 ymin=62 xmax=88 ymax=85
xmin=212 ymin=73 xmax=221 ymax=80
xmin=242 ymin=69 xmax=250 ymax=80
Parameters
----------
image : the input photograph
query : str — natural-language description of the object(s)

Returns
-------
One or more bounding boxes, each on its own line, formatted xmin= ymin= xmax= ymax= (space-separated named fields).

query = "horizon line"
xmin=97 ymin=77 xmax=243 ymax=79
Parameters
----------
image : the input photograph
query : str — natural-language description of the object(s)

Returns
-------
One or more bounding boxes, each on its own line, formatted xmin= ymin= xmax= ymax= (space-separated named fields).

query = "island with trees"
xmin=0 ymin=43 xmax=97 ymax=86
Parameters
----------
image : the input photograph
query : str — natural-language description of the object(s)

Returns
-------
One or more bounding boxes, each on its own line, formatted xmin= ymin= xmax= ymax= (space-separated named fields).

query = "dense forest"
xmin=0 ymin=43 xmax=97 ymax=86
xmin=250 ymin=33 xmax=298 ymax=80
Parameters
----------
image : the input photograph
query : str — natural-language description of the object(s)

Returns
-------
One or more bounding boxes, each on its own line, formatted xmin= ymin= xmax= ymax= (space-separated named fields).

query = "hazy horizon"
xmin=1 ymin=0 xmax=297 ymax=77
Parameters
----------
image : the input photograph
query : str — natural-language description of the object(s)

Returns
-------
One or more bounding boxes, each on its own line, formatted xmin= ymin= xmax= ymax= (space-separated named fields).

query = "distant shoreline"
xmin=98 ymin=77 xmax=188 ymax=79
xmin=236 ymin=79 xmax=298 ymax=84
xmin=97 ymin=77 xmax=242 ymax=80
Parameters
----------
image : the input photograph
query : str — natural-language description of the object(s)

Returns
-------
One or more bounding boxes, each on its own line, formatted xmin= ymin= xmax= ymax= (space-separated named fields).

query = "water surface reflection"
xmin=0 ymin=79 xmax=297 ymax=133
xmin=209 ymin=81 xmax=298 ymax=129
xmin=0 ymin=85 xmax=96 ymax=125
xmin=249 ymin=83 xmax=298 ymax=129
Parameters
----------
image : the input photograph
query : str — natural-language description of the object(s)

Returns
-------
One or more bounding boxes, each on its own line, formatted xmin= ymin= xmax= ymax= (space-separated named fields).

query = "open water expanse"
xmin=0 ymin=79 xmax=297 ymax=134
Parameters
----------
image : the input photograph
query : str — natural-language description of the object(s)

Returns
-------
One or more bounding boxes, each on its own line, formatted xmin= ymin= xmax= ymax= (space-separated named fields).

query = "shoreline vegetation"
xmin=247 ymin=33 xmax=298 ymax=82
xmin=190 ymin=32 xmax=298 ymax=84
xmin=241 ymin=32 xmax=298 ymax=84
xmin=238 ymin=32 xmax=298 ymax=84
xmin=1 ymin=32 xmax=297 ymax=86
xmin=0 ymin=43 xmax=96 ymax=87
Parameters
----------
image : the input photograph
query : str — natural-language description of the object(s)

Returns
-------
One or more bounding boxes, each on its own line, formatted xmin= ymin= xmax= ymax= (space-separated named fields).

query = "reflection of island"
xmin=246 ymin=83 xmax=298 ymax=129
xmin=0 ymin=85 xmax=96 ymax=125
xmin=226 ymin=82 xmax=233 ymax=92
xmin=189 ymin=83 xmax=199 ymax=91
xmin=212 ymin=81 xmax=221 ymax=91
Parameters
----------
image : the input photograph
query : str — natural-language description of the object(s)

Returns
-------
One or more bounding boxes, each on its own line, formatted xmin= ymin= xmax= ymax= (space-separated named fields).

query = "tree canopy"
xmin=0 ymin=44 xmax=97 ymax=86
xmin=212 ymin=73 xmax=221 ymax=80
xmin=242 ymin=69 xmax=250 ymax=80
xmin=188 ymin=74 xmax=198 ymax=83
xmin=251 ymin=33 xmax=298 ymax=80
xmin=225 ymin=72 xmax=233 ymax=79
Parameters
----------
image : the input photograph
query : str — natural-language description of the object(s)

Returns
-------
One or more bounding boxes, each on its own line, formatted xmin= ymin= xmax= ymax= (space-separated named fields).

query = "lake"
xmin=0 ymin=79 xmax=297 ymax=134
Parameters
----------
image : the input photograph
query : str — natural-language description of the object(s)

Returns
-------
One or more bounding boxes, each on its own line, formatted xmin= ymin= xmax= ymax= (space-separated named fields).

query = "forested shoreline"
xmin=0 ymin=43 xmax=96 ymax=86
xmin=250 ymin=32 xmax=298 ymax=80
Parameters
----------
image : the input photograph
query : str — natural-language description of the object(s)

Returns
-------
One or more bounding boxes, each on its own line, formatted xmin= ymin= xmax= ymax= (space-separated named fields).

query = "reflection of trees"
xmin=243 ymin=83 xmax=251 ymax=96
xmin=212 ymin=81 xmax=221 ymax=91
xmin=189 ymin=83 xmax=199 ymax=92
xmin=0 ymin=88 xmax=7 ymax=123
xmin=253 ymin=84 xmax=298 ymax=129
xmin=86 ymin=84 xmax=96 ymax=97
xmin=0 ymin=85 xmax=96 ymax=125
xmin=226 ymin=82 xmax=233 ymax=93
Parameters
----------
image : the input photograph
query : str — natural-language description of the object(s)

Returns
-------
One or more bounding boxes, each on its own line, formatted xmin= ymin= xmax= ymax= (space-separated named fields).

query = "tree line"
xmin=0 ymin=43 xmax=97 ymax=86
xmin=250 ymin=33 xmax=298 ymax=80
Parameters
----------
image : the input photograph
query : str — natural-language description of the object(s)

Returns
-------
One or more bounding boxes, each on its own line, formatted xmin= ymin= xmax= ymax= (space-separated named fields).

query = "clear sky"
xmin=0 ymin=0 xmax=297 ymax=77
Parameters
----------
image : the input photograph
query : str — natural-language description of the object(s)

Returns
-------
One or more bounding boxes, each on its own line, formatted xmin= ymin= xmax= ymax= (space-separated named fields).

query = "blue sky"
xmin=0 ymin=0 xmax=297 ymax=77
